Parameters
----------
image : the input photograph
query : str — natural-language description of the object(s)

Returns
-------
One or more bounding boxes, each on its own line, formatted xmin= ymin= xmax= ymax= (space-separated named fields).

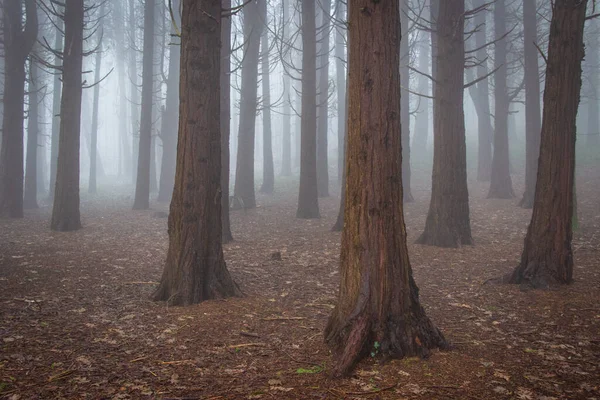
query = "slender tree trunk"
xmin=332 ymin=94 xmax=348 ymax=232
xmin=281 ymin=0 xmax=293 ymax=177
xmin=508 ymin=0 xmax=586 ymax=288
xmin=400 ymin=0 xmax=413 ymax=202
xmin=129 ymin=0 xmax=140 ymax=185
xmin=335 ymin=0 xmax=346 ymax=183
xmin=412 ymin=29 xmax=430 ymax=157
xmin=259 ymin=0 xmax=274 ymax=195
xmin=316 ymin=0 xmax=331 ymax=198
xmin=0 ymin=0 xmax=37 ymax=218
xmin=89 ymin=24 xmax=103 ymax=194
xmin=49 ymin=16 xmax=63 ymax=199
xmin=586 ymin=19 xmax=599 ymax=148
xmin=297 ymin=0 xmax=320 ymax=219
xmin=488 ymin=0 xmax=515 ymax=199
xmin=133 ymin=0 xmax=155 ymax=210
xmin=24 ymin=56 xmax=40 ymax=209
xmin=233 ymin=0 xmax=263 ymax=209
xmin=114 ymin=1 xmax=131 ymax=179
xmin=416 ymin=0 xmax=472 ymax=248
xmin=51 ymin=0 xmax=83 ymax=231
xmin=154 ymin=0 xmax=241 ymax=306
xmin=325 ymin=0 xmax=447 ymax=377
xmin=221 ymin=0 xmax=233 ymax=243
xmin=519 ymin=0 xmax=542 ymax=208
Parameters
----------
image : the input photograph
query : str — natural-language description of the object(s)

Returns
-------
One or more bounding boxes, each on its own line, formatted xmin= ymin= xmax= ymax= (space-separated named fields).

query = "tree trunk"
xmin=129 ymin=0 xmax=140 ymax=185
xmin=325 ymin=1 xmax=447 ymax=377
xmin=519 ymin=0 xmax=542 ymax=208
xmin=221 ymin=0 xmax=233 ymax=243
xmin=157 ymin=0 xmax=180 ymax=203
xmin=24 ymin=55 xmax=40 ymax=209
xmin=316 ymin=0 xmax=331 ymax=198
xmin=154 ymin=0 xmax=241 ymax=306
xmin=416 ymin=0 xmax=472 ymax=248
xmin=49 ymin=16 xmax=63 ymax=199
xmin=412 ymin=26 xmax=430 ymax=158
xmin=332 ymin=95 xmax=348 ymax=232
xmin=89 ymin=22 xmax=103 ymax=194
xmin=488 ymin=0 xmax=515 ymax=199
xmin=233 ymin=0 xmax=263 ymax=209
xmin=280 ymin=0 xmax=293 ymax=177
xmin=259 ymin=0 xmax=274 ymax=195
xmin=51 ymin=0 xmax=83 ymax=231
xmin=335 ymin=0 xmax=346 ymax=184
xmin=133 ymin=0 xmax=155 ymax=210
xmin=585 ymin=19 xmax=599 ymax=148
xmin=0 ymin=0 xmax=37 ymax=218
xmin=400 ymin=0 xmax=413 ymax=202
xmin=508 ymin=0 xmax=586 ymax=288
xmin=114 ymin=0 xmax=131 ymax=180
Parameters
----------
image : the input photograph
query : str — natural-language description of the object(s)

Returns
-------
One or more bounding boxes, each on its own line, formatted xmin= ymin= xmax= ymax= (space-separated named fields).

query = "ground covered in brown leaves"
xmin=1 ymin=168 xmax=599 ymax=400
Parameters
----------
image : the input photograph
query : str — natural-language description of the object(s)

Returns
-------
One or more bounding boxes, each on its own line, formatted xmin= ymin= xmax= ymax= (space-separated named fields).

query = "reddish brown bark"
xmin=154 ymin=0 xmax=241 ymax=305
xmin=508 ymin=0 xmax=586 ymax=288
xmin=325 ymin=0 xmax=447 ymax=378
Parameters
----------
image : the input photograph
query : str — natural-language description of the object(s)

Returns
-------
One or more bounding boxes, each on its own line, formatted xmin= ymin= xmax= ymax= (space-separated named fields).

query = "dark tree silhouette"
xmin=154 ymin=0 xmax=241 ymax=306
xmin=508 ymin=0 xmax=587 ymax=288
xmin=0 ymin=0 xmax=38 ymax=218
xmin=325 ymin=0 xmax=447 ymax=378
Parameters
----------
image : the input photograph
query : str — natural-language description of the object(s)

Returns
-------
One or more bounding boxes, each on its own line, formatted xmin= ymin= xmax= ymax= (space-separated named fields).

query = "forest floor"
xmin=1 ymin=168 xmax=599 ymax=400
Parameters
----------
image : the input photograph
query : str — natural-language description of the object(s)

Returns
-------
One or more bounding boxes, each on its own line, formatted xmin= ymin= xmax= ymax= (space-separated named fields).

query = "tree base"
xmin=403 ymin=192 xmax=414 ymax=203
xmin=508 ymin=261 xmax=572 ymax=289
xmin=51 ymin=219 xmax=82 ymax=232
xmin=415 ymin=226 xmax=473 ymax=248
xmin=296 ymin=208 xmax=320 ymax=219
xmin=518 ymin=192 xmax=534 ymax=209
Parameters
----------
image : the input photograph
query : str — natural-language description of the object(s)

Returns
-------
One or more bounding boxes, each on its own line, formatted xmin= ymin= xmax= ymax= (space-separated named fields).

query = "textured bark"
xmin=508 ymin=0 xmax=586 ymax=288
xmin=519 ymin=0 xmax=542 ymax=208
xmin=281 ymin=0 xmax=293 ymax=177
xmin=49 ymin=17 xmax=63 ymax=199
xmin=297 ymin=0 xmax=320 ymax=219
xmin=221 ymin=0 xmax=233 ymax=243
xmin=325 ymin=1 xmax=447 ymax=377
xmin=89 ymin=18 xmax=103 ymax=194
xmin=24 ymin=55 xmax=40 ymax=209
xmin=316 ymin=0 xmax=331 ymax=198
xmin=259 ymin=0 xmax=274 ymax=195
xmin=154 ymin=0 xmax=241 ymax=306
xmin=335 ymin=0 xmax=346 ymax=183
xmin=51 ymin=0 xmax=83 ymax=232
xmin=400 ymin=0 xmax=413 ymax=203
xmin=0 ymin=0 xmax=37 ymax=218
xmin=416 ymin=0 xmax=472 ymax=248
xmin=157 ymin=0 xmax=181 ymax=203
xmin=488 ymin=0 xmax=515 ymax=199
xmin=133 ymin=0 xmax=155 ymax=210
xmin=234 ymin=0 xmax=263 ymax=209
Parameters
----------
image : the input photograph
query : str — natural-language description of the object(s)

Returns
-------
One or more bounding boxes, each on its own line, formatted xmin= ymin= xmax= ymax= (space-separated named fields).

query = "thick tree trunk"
xmin=157 ymin=0 xmax=180 ymax=203
xmin=508 ymin=0 xmax=586 ymax=288
xmin=259 ymin=1 xmax=274 ymax=195
xmin=133 ymin=0 xmax=155 ymax=210
xmin=89 ymin=35 xmax=103 ymax=194
xmin=0 ymin=0 xmax=37 ymax=218
xmin=519 ymin=0 xmax=542 ymax=208
xmin=335 ymin=0 xmax=346 ymax=184
xmin=488 ymin=0 xmax=515 ymax=199
xmin=325 ymin=1 xmax=447 ymax=377
xmin=234 ymin=0 xmax=263 ymax=209
xmin=416 ymin=0 xmax=472 ymax=248
xmin=154 ymin=0 xmax=241 ymax=306
xmin=24 ymin=56 xmax=40 ymax=209
xmin=316 ymin=0 xmax=331 ymax=198
xmin=49 ymin=17 xmax=63 ymax=199
xmin=51 ymin=0 xmax=83 ymax=231
xmin=297 ymin=0 xmax=320 ymax=219
xmin=400 ymin=0 xmax=413 ymax=202
xmin=221 ymin=0 xmax=233 ymax=243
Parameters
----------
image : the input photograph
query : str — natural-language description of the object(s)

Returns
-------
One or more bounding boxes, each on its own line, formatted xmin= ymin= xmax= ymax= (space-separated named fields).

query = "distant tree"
xmin=488 ymin=0 xmax=515 ymax=199
xmin=128 ymin=0 xmax=140 ymax=184
xmin=0 ymin=0 xmax=38 ymax=218
xmin=316 ymin=0 xmax=331 ymax=198
xmin=154 ymin=0 xmax=241 ymax=306
xmin=297 ymin=0 xmax=320 ymax=219
xmin=88 ymin=3 xmax=105 ymax=194
xmin=400 ymin=0 xmax=413 ymax=202
xmin=585 ymin=18 xmax=599 ymax=148
xmin=412 ymin=14 xmax=430 ymax=158
xmin=51 ymin=0 xmax=84 ymax=231
xmin=234 ymin=0 xmax=263 ymax=209
xmin=325 ymin=0 xmax=447 ymax=377
xmin=132 ymin=0 xmax=155 ymax=210
xmin=508 ymin=0 xmax=587 ymax=288
xmin=416 ymin=0 xmax=473 ymax=247
xmin=48 ymin=14 xmax=63 ymax=199
xmin=221 ymin=0 xmax=233 ymax=243
xmin=259 ymin=0 xmax=274 ymax=195
xmin=334 ymin=0 xmax=346 ymax=183
xmin=280 ymin=0 xmax=293 ymax=177
xmin=24 ymin=54 xmax=41 ymax=209
xmin=519 ymin=0 xmax=542 ymax=208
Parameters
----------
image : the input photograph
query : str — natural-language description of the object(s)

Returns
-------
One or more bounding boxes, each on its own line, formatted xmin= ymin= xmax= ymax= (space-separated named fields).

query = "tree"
xmin=412 ymin=20 xmax=430 ymax=158
xmin=234 ymin=0 xmax=263 ymax=209
xmin=400 ymin=0 xmax=413 ymax=202
xmin=132 ymin=0 xmax=155 ymax=210
xmin=297 ymin=0 xmax=320 ymax=219
xmin=51 ymin=0 xmax=84 ymax=231
xmin=519 ymin=0 xmax=542 ymax=208
xmin=488 ymin=0 xmax=515 ymax=199
xmin=49 ymin=14 xmax=63 ymax=199
xmin=325 ymin=0 xmax=447 ymax=377
xmin=88 ymin=4 xmax=105 ymax=194
xmin=221 ymin=0 xmax=233 ymax=243
xmin=416 ymin=0 xmax=473 ymax=248
xmin=0 ymin=0 xmax=38 ymax=218
xmin=507 ymin=0 xmax=587 ymax=288
xmin=153 ymin=0 xmax=241 ymax=306
xmin=128 ymin=0 xmax=140 ymax=184
xmin=316 ymin=0 xmax=331 ymax=198
xmin=24 ymin=54 xmax=40 ymax=209
xmin=334 ymin=0 xmax=346 ymax=183
xmin=259 ymin=0 xmax=274 ymax=194
xmin=280 ymin=0 xmax=293 ymax=177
